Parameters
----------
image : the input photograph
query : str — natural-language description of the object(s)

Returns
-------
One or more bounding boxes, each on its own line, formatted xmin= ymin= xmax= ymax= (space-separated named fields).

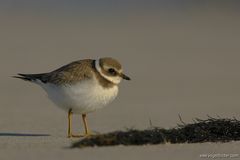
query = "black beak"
xmin=120 ymin=73 xmax=131 ymax=80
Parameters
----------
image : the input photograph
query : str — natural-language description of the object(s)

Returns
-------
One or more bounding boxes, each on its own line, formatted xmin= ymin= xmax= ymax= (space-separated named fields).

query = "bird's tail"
xmin=13 ymin=73 xmax=46 ymax=83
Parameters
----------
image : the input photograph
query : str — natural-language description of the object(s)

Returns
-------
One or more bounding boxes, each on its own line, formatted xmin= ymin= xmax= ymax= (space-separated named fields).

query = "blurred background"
xmin=1 ymin=0 xmax=240 ymax=135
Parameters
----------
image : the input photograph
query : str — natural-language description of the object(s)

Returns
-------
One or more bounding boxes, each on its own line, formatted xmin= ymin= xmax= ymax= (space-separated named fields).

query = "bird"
xmin=14 ymin=57 xmax=131 ymax=138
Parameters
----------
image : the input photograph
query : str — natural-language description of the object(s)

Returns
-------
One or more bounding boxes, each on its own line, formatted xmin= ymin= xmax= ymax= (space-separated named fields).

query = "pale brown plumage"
xmin=46 ymin=59 xmax=95 ymax=85
xmin=14 ymin=58 xmax=124 ymax=88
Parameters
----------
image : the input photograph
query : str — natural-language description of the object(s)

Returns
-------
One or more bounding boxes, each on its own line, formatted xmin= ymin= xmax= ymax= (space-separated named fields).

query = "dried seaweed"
xmin=71 ymin=117 xmax=240 ymax=148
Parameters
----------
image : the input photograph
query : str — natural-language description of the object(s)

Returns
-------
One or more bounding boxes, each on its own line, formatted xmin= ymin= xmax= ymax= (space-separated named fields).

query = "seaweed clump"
xmin=72 ymin=117 xmax=240 ymax=148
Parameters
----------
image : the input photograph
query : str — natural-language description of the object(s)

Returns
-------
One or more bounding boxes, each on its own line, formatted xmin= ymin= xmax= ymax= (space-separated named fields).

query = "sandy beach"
xmin=0 ymin=1 xmax=240 ymax=159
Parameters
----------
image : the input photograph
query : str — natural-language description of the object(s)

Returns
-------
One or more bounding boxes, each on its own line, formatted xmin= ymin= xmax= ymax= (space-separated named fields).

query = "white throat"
xmin=95 ymin=59 xmax=121 ymax=84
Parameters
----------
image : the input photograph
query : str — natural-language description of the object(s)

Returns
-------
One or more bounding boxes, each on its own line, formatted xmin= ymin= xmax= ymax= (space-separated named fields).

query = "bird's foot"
xmin=68 ymin=131 xmax=98 ymax=138
xmin=67 ymin=134 xmax=85 ymax=138
xmin=83 ymin=131 xmax=98 ymax=137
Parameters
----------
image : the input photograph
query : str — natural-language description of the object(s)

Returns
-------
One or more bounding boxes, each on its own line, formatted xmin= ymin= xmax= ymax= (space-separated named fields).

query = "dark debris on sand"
xmin=71 ymin=117 xmax=240 ymax=148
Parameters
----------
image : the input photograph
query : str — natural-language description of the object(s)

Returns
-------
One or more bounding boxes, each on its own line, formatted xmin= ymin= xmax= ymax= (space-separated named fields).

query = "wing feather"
xmin=14 ymin=59 xmax=95 ymax=85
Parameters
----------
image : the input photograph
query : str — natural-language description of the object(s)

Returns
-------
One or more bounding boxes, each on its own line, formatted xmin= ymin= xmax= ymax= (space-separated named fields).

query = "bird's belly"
xmin=41 ymin=80 xmax=118 ymax=114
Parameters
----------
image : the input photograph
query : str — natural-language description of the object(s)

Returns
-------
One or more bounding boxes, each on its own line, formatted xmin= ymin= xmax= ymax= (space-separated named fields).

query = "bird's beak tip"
xmin=121 ymin=73 xmax=131 ymax=81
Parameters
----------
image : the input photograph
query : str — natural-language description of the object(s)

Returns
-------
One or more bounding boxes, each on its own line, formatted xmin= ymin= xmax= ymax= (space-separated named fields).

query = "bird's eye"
xmin=108 ymin=68 xmax=116 ymax=75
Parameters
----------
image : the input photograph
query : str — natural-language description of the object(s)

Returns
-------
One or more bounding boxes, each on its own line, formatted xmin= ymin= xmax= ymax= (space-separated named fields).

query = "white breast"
xmin=39 ymin=78 xmax=118 ymax=114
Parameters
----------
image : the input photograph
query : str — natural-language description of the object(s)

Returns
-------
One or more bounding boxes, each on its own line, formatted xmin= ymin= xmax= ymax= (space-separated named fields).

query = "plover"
xmin=14 ymin=57 xmax=130 ymax=138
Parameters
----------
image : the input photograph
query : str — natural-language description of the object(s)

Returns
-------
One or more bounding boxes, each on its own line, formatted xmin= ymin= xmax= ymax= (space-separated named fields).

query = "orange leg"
xmin=82 ymin=114 xmax=91 ymax=136
xmin=67 ymin=109 xmax=84 ymax=138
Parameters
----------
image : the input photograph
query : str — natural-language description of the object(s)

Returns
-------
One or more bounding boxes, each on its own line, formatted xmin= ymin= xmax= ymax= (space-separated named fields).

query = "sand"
xmin=0 ymin=2 xmax=240 ymax=159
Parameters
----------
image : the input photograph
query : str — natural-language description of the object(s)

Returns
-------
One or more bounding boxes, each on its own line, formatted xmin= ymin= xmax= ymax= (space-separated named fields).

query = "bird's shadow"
xmin=0 ymin=132 xmax=50 ymax=137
